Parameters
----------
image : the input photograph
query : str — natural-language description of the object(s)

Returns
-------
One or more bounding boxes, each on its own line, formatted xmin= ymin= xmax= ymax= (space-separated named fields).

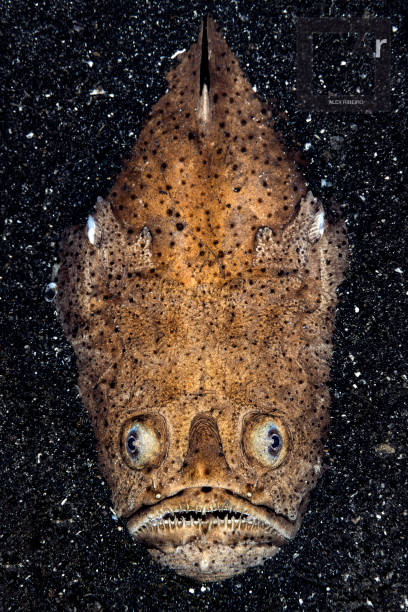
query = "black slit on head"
xmin=200 ymin=15 xmax=210 ymax=95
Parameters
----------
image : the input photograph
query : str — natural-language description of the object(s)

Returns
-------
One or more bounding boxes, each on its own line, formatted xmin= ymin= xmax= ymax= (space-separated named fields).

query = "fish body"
xmin=56 ymin=18 xmax=347 ymax=581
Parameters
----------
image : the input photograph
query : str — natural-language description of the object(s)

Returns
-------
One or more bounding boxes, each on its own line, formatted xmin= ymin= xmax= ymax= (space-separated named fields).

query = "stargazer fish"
xmin=56 ymin=17 xmax=347 ymax=581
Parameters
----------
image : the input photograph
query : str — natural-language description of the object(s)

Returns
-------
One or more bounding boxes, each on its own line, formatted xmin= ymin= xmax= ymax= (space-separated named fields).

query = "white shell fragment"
xmin=171 ymin=48 xmax=186 ymax=60
xmin=44 ymin=281 xmax=58 ymax=302
xmin=87 ymin=215 xmax=96 ymax=245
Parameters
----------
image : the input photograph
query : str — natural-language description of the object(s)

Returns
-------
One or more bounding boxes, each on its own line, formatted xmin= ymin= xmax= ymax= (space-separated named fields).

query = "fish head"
xmin=91 ymin=346 xmax=329 ymax=581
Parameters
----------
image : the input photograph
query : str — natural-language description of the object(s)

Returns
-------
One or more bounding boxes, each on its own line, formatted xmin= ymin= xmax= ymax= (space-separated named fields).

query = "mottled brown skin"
xmin=56 ymin=18 xmax=347 ymax=581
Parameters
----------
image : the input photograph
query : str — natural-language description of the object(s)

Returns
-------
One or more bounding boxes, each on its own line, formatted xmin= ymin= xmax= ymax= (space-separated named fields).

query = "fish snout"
xmin=178 ymin=412 xmax=232 ymax=485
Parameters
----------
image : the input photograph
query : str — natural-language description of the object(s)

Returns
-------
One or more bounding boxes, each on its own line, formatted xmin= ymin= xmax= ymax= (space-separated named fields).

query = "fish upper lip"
xmin=126 ymin=487 xmax=297 ymax=542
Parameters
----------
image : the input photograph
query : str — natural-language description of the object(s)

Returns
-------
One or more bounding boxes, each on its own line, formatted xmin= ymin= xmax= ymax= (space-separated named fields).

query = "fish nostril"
xmin=201 ymin=486 xmax=212 ymax=493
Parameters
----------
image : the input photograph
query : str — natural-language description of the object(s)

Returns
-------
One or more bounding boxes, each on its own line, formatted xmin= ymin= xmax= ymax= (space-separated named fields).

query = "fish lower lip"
xmin=127 ymin=488 xmax=296 ymax=545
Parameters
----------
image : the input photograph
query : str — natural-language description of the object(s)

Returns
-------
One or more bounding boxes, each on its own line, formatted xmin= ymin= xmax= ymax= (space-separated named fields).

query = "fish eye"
xmin=242 ymin=414 xmax=288 ymax=468
xmin=121 ymin=414 xmax=167 ymax=469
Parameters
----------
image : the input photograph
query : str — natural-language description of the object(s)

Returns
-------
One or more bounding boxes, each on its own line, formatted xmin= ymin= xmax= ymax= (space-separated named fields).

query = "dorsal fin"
xmin=199 ymin=16 xmax=210 ymax=95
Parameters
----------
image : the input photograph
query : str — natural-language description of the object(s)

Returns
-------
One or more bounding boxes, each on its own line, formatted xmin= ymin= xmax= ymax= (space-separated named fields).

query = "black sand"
xmin=1 ymin=1 xmax=407 ymax=610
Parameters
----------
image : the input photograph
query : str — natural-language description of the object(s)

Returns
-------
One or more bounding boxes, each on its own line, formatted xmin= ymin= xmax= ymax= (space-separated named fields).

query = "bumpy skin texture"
xmin=56 ymin=18 xmax=347 ymax=581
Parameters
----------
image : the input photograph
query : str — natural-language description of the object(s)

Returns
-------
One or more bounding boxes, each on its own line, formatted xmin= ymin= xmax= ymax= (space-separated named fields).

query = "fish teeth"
xmin=136 ymin=512 xmax=274 ymax=536
xmin=134 ymin=502 xmax=275 ymax=536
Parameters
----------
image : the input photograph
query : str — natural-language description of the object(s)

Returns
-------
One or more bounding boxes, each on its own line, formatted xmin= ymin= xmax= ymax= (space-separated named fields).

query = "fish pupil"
xmin=267 ymin=432 xmax=281 ymax=456
xmin=127 ymin=432 xmax=139 ymax=454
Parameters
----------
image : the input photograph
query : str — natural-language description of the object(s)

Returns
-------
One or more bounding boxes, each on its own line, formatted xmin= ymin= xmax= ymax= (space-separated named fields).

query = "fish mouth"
xmin=127 ymin=487 xmax=298 ymax=579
